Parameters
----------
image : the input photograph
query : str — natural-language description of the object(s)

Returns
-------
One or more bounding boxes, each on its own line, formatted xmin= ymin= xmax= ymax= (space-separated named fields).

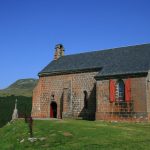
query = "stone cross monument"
xmin=12 ymin=99 xmax=18 ymax=121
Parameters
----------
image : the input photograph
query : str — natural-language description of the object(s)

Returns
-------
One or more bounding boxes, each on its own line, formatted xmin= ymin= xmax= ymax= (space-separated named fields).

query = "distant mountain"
xmin=0 ymin=78 xmax=38 ymax=97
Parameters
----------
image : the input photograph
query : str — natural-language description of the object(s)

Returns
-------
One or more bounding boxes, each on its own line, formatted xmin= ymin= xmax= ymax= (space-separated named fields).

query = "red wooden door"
xmin=50 ymin=104 xmax=53 ymax=118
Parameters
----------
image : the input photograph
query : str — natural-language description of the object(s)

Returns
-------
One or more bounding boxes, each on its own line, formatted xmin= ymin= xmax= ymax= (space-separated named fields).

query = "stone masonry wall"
xmin=96 ymin=77 xmax=148 ymax=122
xmin=32 ymin=72 xmax=97 ymax=120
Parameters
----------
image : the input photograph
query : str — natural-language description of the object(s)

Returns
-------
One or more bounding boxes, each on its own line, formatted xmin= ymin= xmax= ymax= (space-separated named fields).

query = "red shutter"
xmin=125 ymin=79 xmax=131 ymax=102
xmin=109 ymin=80 xmax=116 ymax=102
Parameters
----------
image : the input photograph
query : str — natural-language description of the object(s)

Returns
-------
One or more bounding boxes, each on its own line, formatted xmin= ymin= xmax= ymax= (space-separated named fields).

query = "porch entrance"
xmin=50 ymin=102 xmax=57 ymax=118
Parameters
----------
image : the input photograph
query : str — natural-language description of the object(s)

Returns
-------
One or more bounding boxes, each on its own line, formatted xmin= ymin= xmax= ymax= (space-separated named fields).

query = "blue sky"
xmin=0 ymin=0 xmax=150 ymax=89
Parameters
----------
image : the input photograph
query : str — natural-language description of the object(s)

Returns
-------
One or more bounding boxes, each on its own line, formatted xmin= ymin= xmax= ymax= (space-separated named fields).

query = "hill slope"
xmin=0 ymin=78 xmax=38 ymax=97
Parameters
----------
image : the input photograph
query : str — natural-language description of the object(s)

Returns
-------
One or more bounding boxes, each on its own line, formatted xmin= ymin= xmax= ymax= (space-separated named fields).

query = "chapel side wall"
xmin=71 ymin=72 xmax=97 ymax=120
xmin=32 ymin=72 xmax=98 ymax=119
xmin=96 ymin=77 xmax=147 ymax=122
xmin=32 ymin=79 xmax=43 ymax=117
xmin=131 ymin=77 xmax=147 ymax=114
xmin=146 ymin=72 xmax=150 ymax=121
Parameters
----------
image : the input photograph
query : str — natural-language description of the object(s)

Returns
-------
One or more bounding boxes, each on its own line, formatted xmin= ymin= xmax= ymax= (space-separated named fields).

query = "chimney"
xmin=54 ymin=44 xmax=65 ymax=60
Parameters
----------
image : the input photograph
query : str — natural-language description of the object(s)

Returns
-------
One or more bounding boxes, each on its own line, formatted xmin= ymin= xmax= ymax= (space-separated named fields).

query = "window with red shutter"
xmin=117 ymin=79 xmax=125 ymax=102
xmin=125 ymin=79 xmax=131 ymax=102
xmin=109 ymin=80 xmax=116 ymax=102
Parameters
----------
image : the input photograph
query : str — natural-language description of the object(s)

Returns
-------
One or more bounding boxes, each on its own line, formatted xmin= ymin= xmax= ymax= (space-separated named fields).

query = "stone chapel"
xmin=32 ymin=43 xmax=150 ymax=122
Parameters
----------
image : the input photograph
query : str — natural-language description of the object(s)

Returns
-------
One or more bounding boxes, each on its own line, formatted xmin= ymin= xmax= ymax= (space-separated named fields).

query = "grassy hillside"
xmin=0 ymin=119 xmax=150 ymax=150
xmin=0 ymin=78 xmax=38 ymax=97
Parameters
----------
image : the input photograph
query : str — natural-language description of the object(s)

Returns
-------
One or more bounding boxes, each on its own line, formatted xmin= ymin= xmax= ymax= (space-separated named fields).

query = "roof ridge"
xmin=63 ymin=43 xmax=150 ymax=58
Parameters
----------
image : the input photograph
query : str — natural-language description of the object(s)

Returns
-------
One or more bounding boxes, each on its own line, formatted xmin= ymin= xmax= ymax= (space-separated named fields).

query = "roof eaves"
xmin=38 ymin=67 xmax=102 ymax=77
xmin=94 ymin=71 xmax=148 ymax=80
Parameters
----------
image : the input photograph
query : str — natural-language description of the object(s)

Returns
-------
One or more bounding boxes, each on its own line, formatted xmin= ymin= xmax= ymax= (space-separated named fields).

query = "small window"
xmin=51 ymin=94 xmax=55 ymax=101
xmin=116 ymin=79 xmax=125 ymax=102
xmin=84 ymin=91 xmax=88 ymax=109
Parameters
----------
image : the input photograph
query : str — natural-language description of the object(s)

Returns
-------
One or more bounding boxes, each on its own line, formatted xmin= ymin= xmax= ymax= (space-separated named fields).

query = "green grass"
xmin=0 ymin=119 xmax=150 ymax=150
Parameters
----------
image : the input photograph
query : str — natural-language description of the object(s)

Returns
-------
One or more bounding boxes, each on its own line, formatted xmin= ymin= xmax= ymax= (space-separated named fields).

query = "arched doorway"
xmin=50 ymin=102 xmax=57 ymax=118
xmin=84 ymin=91 xmax=88 ymax=109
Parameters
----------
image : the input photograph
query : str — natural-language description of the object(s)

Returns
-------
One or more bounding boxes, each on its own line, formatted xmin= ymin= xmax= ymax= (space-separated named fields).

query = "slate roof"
xmin=39 ymin=43 xmax=150 ymax=78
